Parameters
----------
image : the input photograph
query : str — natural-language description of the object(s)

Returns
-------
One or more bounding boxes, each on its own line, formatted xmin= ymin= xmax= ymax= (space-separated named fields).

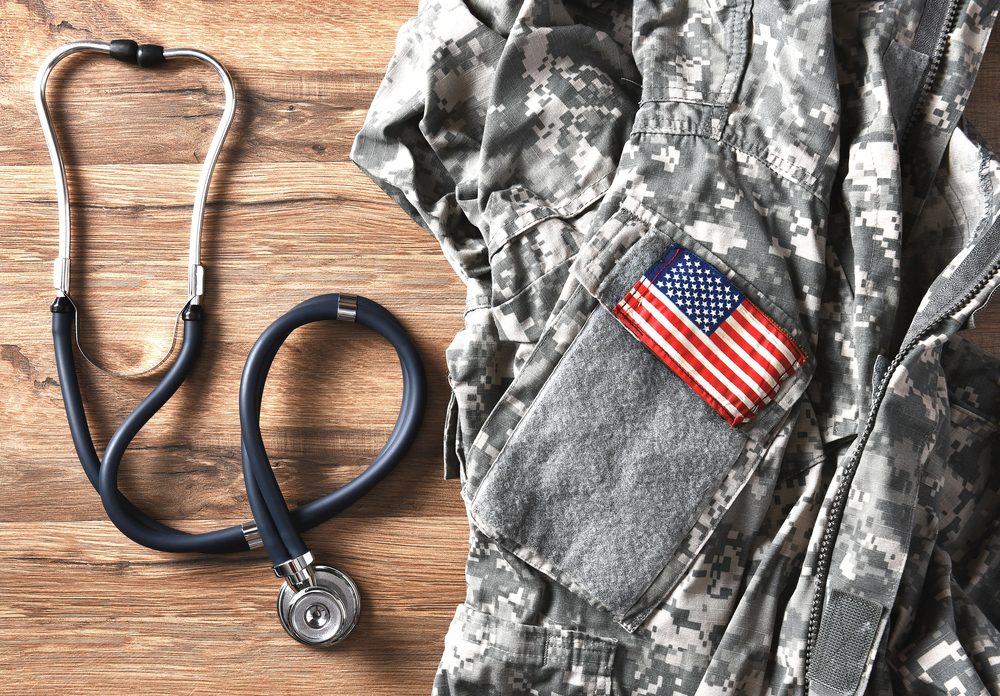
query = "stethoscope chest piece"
xmin=277 ymin=565 xmax=361 ymax=646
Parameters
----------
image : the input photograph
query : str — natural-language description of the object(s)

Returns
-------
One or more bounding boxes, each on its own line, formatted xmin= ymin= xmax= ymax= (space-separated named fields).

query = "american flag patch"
xmin=613 ymin=244 xmax=806 ymax=427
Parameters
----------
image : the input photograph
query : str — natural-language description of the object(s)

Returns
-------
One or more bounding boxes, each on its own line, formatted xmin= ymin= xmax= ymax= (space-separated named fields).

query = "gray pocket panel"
xmin=470 ymin=304 xmax=746 ymax=620
xmin=466 ymin=196 xmax=811 ymax=627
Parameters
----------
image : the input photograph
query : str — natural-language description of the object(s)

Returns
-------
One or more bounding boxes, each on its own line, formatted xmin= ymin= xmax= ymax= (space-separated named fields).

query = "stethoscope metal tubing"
xmin=36 ymin=41 xmax=235 ymax=305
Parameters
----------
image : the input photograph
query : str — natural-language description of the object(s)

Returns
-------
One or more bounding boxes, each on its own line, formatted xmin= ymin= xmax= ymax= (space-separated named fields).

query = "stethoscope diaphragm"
xmin=277 ymin=566 xmax=361 ymax=646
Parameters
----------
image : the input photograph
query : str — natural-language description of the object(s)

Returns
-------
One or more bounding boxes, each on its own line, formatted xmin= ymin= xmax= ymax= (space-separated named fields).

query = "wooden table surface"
xmin=1 ymin=3 xmax=999 ymax=694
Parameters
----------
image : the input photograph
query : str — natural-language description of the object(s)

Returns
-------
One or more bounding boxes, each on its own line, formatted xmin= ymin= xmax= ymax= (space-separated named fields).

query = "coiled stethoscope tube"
xmin=41 ymin=41 xmax=426 ymax=646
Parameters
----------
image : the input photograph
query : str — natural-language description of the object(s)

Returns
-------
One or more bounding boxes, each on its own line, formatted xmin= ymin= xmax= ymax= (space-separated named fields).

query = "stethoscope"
xmin=37 ymin=40 xmax=426 ymax=646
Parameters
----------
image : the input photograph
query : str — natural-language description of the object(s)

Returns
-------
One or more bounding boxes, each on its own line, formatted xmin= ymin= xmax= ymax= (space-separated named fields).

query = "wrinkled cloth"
xmin=352 ymin=1 xmax=1000 ymax=693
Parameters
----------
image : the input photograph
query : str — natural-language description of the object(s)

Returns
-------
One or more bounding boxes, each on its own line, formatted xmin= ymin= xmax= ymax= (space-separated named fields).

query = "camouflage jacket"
xmin=352 ymin=1 xmax=1000 ymax=694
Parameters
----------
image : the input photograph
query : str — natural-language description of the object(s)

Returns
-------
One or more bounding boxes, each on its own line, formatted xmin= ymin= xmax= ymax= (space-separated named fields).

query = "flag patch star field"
xmin=613 ymin=244 xmax=806 ymax=426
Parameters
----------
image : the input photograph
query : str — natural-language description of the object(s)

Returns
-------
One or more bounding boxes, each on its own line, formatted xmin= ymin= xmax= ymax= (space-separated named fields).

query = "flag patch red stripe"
xmin=611 ymin=244 xmax=805 ymax=427
xmin=620 ymin=290 xmax=755 ymax=420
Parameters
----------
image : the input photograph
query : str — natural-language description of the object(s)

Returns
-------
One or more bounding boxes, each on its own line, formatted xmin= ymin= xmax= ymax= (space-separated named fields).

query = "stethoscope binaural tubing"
xmin=38 ymin=40 xmax=232 ymax=307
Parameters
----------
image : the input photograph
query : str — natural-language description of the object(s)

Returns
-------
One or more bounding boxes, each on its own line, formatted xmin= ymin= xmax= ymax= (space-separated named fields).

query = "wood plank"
xmin=1 ymin=1 xmax=411 ymax=164
xmin=0 ymin=519 xmax=468 ymax=694
xmin=1 ymin=2 xmax=472 ymax=691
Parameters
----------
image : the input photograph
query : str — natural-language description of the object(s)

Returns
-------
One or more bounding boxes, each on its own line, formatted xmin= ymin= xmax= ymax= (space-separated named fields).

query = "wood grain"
xmin=1 ymin=2 xmax=999 ymax=694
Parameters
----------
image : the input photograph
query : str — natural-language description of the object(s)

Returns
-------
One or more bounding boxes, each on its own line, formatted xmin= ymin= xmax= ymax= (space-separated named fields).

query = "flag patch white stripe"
xmin=612 ymin=244 xmax=806 ymax=426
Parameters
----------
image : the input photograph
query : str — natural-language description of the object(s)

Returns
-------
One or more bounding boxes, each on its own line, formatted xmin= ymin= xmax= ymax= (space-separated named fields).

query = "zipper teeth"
xmin=802 ymin=259 xmax=1000 ymax=688
xmin=900 ymin=0 xmax=962 ymax=146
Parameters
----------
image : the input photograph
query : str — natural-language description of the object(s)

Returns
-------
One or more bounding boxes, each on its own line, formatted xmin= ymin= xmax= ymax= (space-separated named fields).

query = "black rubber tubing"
xmin=51 ymin=293 xmax=426 ymax=565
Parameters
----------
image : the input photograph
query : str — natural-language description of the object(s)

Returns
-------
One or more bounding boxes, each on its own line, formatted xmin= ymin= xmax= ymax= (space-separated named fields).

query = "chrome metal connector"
xmin=53 ymin=258 xmax=70 ymax=296
xmin=274 ymin=551 xmax=316 ymax=590
xmin=337 ymin=294 xmax=358 ymax=322
xmin=241 ymin=521 xmax=263 ymax=550
xmin=188 ymin=263 xmax=205 ymax=305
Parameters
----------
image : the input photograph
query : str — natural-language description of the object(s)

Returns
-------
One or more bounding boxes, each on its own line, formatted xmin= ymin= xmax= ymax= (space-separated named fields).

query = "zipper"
xmin=804 ymin=3 xmax=968 ymax=689
xmin=899 ymin=0 xmax=963 ymax=147
xmin=803 ymin=255 xmax=1000 ymax=691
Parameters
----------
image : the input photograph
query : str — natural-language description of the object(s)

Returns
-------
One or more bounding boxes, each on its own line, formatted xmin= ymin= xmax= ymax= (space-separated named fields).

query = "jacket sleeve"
xmin=350 ymin=0 xmax=507 ymax=289
xmin=351 ymin=0 xmax=640 ymax=292
xmin=352 ymin=0 xmax=641 ymax=473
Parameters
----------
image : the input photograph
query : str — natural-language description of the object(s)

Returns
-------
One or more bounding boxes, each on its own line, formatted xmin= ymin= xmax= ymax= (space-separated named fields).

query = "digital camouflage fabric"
xmin=351 ymin=0 xmax=1000 ymax=693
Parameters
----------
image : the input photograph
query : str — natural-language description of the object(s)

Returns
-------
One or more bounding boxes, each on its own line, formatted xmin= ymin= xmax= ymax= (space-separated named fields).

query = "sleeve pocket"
xmin=467 ymin=197 xmax=814 ymax=630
